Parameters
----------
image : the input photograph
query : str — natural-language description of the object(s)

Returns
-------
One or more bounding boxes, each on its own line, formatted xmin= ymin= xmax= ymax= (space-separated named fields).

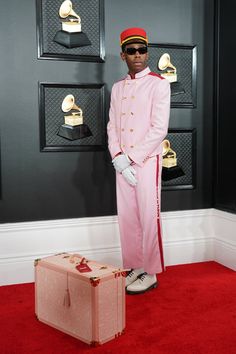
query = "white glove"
xmin=112 ymin=154 xmax=131 ymax=173
xmin=122 ymin=166 xmax=137 ymax=186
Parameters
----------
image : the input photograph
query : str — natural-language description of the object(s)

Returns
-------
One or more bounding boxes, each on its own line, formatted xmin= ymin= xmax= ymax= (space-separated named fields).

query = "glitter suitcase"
xmin=35 ymin=253 xmax=126 ymax=346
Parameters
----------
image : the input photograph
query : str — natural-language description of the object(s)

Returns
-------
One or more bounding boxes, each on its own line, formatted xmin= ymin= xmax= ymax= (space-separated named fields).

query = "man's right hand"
xmin=112 ymin=154 xmax=131 ymax=173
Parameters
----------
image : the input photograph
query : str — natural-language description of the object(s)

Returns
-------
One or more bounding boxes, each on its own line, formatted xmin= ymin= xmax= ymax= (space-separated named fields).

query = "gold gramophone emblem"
xmin=158 ymin=53 xmax=177 ymax=83
xmin=61 ymin=94 xmax=83 ymax=126
xmin=162 ymin=139 xmax=177 ymax=168
xmin=57 ymin=94 xmax=92 ymax=140
xmin=53 ymin=0 xmax=91 ymax=48
xmin=161 ymin=139 xmax=185 ymax=181
xmin=59 ymin=0 xmax=82 ymax=33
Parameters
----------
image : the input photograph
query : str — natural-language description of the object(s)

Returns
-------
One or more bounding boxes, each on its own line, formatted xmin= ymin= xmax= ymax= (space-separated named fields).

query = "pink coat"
xmin=107 ymin=67 xmax=170 ymax=166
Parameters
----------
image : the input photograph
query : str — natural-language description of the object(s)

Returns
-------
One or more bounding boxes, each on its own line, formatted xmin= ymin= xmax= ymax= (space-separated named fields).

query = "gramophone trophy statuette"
xmin=57 ymin=94 xmax=92 ymax=140
xmin=158 ymin=53 xmax=177 ymax=83
xmin=157 ymin=53 xmax=185 ymax=96
xmin=162 ymin=139 xmax=177 ymax=168
xmin=53 ymin=0 xmax=91 ymax=48
xmin=161 ymin=139 xmax=185 ymax=181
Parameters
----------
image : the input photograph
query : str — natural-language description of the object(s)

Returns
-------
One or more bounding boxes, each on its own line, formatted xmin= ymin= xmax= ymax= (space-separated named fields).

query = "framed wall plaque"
xmin=162 ymin=129 xmax=197 ymax=190
xmin=39 ymin=82 xmax=106 ymax=151
xmin=148 ymin=44 xmax=197 ymax=108
xmin=36 ymin=0 xmax=105 ymax=62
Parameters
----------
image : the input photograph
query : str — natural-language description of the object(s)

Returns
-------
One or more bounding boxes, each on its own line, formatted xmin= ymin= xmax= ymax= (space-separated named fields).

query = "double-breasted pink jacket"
xmin=107 ymin=66 xmax=170 ymax=166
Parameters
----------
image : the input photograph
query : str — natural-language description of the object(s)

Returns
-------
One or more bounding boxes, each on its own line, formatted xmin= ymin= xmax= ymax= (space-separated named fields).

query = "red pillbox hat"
xmin=120 ymin=27 xmax=148 ymax=46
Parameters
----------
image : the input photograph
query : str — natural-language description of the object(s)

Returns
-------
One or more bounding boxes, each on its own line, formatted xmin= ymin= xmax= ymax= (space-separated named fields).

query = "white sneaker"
xmin=126 ymin=272 xmax=158 ymax=294
xmin=125 ymin=268 xmax=144 ymax=287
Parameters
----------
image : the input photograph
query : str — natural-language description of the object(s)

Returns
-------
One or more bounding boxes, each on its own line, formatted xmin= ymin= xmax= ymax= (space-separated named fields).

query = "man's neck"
xmin=128 ymin=66 xmax=148 ymax=79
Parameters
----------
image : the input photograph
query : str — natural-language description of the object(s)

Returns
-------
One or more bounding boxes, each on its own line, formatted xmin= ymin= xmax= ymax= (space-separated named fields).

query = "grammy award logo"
xmin=59 ymin=0 xmax=82 ymax=33
xmin=162 ymin=139 xmax=185 ymax=181
xmin=157 ymin=53 xmax=185 ymax=96
xmin=158 ymin=53 xmax=177 ymax=83
xmin=62 ymin=94 xmax=84 ymax=126
xmin=162 ymin=139 xmax=177 ymax=168
xmin=53 ymin=0 xmax=91 ymax=48
xmin=57 ymin=94 xmax=92 ymax=140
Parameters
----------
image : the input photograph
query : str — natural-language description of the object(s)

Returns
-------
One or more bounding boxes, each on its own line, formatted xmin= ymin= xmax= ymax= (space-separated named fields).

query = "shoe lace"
xmin=138 ymin=272 xmax=147 ymax=281
xmin=127 ymin=269 xmax=135 ymax=278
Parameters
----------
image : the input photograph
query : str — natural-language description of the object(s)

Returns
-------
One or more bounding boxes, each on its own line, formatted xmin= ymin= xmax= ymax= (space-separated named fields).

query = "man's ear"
xmin=120 ymin=52 xmax=126 ymax=61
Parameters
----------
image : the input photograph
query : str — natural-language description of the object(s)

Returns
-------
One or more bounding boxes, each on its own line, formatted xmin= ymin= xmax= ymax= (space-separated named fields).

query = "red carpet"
xmin=0 ymin=261 xmax=236 ymax=354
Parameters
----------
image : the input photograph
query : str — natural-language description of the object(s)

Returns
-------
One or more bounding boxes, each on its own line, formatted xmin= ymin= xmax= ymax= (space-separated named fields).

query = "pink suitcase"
xmin=35 ymin=253 xmax=126 ymax=346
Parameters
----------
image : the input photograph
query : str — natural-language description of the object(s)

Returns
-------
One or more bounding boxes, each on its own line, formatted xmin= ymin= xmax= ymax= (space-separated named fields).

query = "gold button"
xmin=131 ymin=96 xmax=135 ymax=99
xmin=130 ymin=129 xmax=134 ymax=132
xmin=130 ymin=145 xmax=134 ymax=148
xmin=122 ymin=144 xmax=125 ymax=148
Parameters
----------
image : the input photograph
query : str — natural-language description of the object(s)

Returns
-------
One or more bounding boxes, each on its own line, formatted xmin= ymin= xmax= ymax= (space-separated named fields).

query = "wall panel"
xmin=0 ymin=0 xmax=215 ymax=223
xmin=214 ymin=0 xmax=236 ymax=213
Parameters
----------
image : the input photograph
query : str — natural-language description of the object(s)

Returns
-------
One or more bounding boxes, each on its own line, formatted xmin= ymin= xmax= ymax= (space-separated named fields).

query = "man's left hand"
xmin=122 ymin=166 xmax=137 ymax=186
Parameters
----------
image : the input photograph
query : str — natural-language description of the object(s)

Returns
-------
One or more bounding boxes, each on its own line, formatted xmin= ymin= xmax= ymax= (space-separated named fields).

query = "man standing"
xmin=107 ymin=28 xmax=170 ymax=294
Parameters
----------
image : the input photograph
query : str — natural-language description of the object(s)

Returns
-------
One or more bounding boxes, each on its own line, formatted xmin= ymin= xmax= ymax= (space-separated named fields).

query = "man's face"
xmin=120 ymin=42 xmax=149 ymax=74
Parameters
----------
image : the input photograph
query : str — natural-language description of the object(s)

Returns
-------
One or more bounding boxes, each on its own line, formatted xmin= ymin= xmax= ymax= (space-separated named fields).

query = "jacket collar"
xmin=126 ymin=66 xmax=151 ymax=80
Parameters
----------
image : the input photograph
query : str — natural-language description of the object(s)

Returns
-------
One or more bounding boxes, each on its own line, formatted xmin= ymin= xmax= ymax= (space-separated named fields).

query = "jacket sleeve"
xmin=107 ymin=85 xmax=122 ymax=159
xmin=128 ymin=79 xmax=170 ymax=167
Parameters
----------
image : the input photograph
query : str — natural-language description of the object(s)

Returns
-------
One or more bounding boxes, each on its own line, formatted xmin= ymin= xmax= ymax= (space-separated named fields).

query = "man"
xmin=107 ymin=28 xmax=170 ymax=294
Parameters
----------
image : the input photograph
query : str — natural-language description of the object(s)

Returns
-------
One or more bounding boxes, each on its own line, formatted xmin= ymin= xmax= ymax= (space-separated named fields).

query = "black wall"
xmin=0 ymin=0 xmax=215 ymax=223
xmin=214 ymin=0 xmax=236 ymax=213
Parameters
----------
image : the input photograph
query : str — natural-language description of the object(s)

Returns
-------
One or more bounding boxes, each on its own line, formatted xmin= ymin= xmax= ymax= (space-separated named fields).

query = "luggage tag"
xmin=76 ymin=257 xmax=92 ymax=273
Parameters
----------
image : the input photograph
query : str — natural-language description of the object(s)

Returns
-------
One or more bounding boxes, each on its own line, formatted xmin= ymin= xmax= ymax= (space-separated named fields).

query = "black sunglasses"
xmin=125 ymin=47 xmax=148 ymax=55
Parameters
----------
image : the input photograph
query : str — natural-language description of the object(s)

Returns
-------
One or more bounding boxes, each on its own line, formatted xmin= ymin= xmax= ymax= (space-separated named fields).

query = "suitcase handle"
xmin=69 ymin=253 xmax=88 ymax=264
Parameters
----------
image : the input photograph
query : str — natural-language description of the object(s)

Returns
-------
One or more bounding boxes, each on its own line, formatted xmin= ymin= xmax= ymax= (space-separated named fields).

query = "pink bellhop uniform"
xmin=107 ymin=66 xmax=170 ymax=275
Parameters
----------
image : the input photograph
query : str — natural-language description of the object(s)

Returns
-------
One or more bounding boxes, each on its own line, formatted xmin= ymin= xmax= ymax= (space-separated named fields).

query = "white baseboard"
xmin=212 ymin=209 xmax=236 ymax=271
xmin=0 ymin=209 xmax=235 ymax=285
xmin=214 ymin=238 xmax=236 ymax=271
xmin=162 ymin=209 xmax=215 ymax=266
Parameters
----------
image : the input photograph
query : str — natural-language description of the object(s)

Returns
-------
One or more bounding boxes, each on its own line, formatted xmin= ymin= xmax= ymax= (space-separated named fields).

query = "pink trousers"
xmin=116 ymin=155 xmax=165 ymax=275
